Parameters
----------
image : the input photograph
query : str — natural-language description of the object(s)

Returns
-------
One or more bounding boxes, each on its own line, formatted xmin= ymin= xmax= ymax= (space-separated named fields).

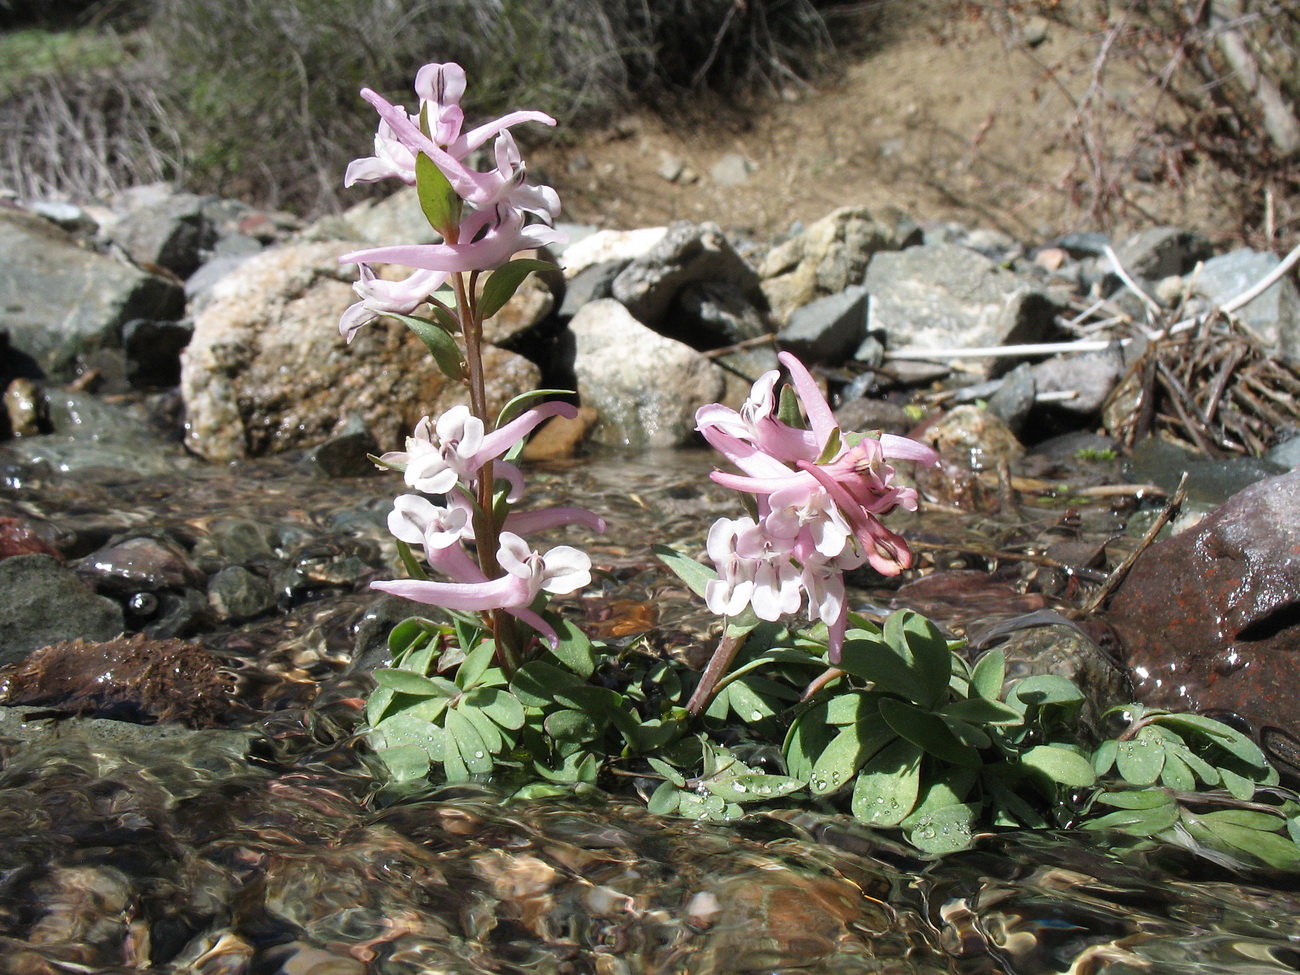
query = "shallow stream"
xmin=1 ymin=443 xmax=1298 ymax=974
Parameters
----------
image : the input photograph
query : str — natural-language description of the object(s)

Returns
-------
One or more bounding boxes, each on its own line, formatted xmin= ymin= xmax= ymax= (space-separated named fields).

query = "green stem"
xmin=452 ymin=269 xmax=521 ymax=677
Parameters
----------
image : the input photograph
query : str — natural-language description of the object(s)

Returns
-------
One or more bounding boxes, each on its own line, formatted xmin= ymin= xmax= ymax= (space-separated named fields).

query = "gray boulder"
xmin=1110 ymin=226 xmax=1213 ymax=281
xmin=0 ymin=209 xmax=183 ymax=377
xmin=180 ymin=242 xmax=540 ymax=461
xmin=612 ymin=221 xmax=761 ymax=328
xmin=0 ymin=554 xmax=124 ymax=666
xmin=777 ymin=285 xmax=868 ymax=364
xmin=760 ymin=206 xmax=907 ymax=323
xmin=569 ymin=299 xmax=727 ymax=449
xmin=106 ymin=191 xmax=218 ymax=278
xmin=864 ymin=243 xmax=1063 ymax=374
xmin=1190 ymin=248 xmax=1300 ymax=363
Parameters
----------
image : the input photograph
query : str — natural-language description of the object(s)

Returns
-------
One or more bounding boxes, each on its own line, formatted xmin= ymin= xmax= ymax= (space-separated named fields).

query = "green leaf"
xmin=393 ymin=540 xmax=430 ymax=584
xmin=1159 ymin=749 xmax=1197 ymax=791
xmin=1092 ymin=739 xmax=1118 ymax=776
xmin=1084 ymin=800 xmax=1181 ymax=836
xmin=941 ymin=697 xmax=1023 ymax=726
xmin=784 ymin=706 xmax=837 ymax=781
xmin=554 ymin=683 xmax=622 ymax=715
xmin=835 ymin=633 xmax=930 ymax=705
xmin=849 ymin=736 xmax=921 ymax=826
xmin=1154 ymin=713 xmax=1269 ymax=770
xmin=970 ymin=649 xmax=1006 ymax=700
xmin=415 ymin=151 xmax=461 ymax=235
xmin=511 ymin=660 xmax=585 ymax=708
xmin=652 ymin=543 xmax=718 ymax=602
xmin=495 ymin=388 xmax=576 ymax=429
xmin=904 ymin=802 xmax=977 ymax=854
xmin=824 ymin=691 xmax=879 ymax=726
xmin=1115 ymin=732 xmax=1166 ymax=786
xmin=1197 ymin=817 xmax=1300 ymax=869
xmin=545 ymin=708 xmax=601 ymax=742
xmin=810 ymin=722 xmax=880 ymax=795
xmin=373 ymin=744 xmax=432 ymax=784
xmin=879 ymin=696 xmax=981 ymax=768
xmin=545 ymin=615 xmax=597 ymax=679
xmin=647 ymin=757 xmax=686 ymax=788
xmin=387 ymin=616 xmax=440 ymax=656
xmin=446 ymin=708 xmax=492 ymax=776
xmin=1007 ymin=675 xmax=1085 ymax=712
xmin=884 ymin=610 xmax=952 ymax=709
xmin=455 ymin=639 xmax=496 ymax=690
xmin=1219 ymin=766 xmax=1258 ymax=801
xmin=472 ymin=686 xmax=526 ymax=730
xmin=373 ymin=668 xmax=455 ymax=698
xmin=478 ymin=258 xmax=557 ymax=320
xmin=705 ymin=773 xmax=804 ymax=803
xmin=371 ymin=712 xmax=446 ymax=762
xmin=1095 ymin=788 xmax=1175 ymax=810
xmin=1019 ymin=745 xmax=1097 ymax=788
xmin=648 ymin=780 xmax=682 ymax=815
xmin=384 ymin=311 xmax=466 ymax=381
xmin=458 ymin=700 xmax=505 ymax=754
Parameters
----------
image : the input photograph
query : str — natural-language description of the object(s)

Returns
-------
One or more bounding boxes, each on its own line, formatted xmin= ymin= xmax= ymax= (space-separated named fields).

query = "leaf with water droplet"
xmin=850 ymin=736 xmax=920 ymax=826
xmin=1115 ymin=730 xmax=1165 ymax=786
xmin=903 ymin=802 xmax=976 ymax=854
xmin=810 ymin=714 xmax=890 ymax=795
xmin=1020 ymin=744 xmax=1097 ymax=788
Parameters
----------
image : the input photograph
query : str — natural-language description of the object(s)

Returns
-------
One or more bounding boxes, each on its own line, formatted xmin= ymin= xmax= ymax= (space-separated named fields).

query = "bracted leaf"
xmin=471 ymin=686 xmax=526 ymax=730
xmin=374 ymin=744 xmax=432 ymax=785
xmin=727 ymin=679 xmax=781 ymax=723
xmin=388 ymin=616 xmax=439 ymax=656
xmin=1159 ymin=749 xmax=1197 ymax=791
xmin=824 ymin=691 xmax=880 ymax=726
xmin=479 ymin=258 xmax=558 ymax=320
xmin=394 ymin=540 xmax=430 ymax=585
xmin=1006 ymin=675 xmax=1085 ymax=713
xmin=784 ymin=705 xmax=836 ymax=782
xmin=458 ymin=701 xmax=505 ymax=754
xmin=544 ymin=615 xmax=597 ymax=678
xmin=455 ymin=640 xmax=496 ymax=690
xmin=446 ymin=708 xmax=493 ymax=776
xmin=836 ymin=633 xmax=931 ymax=705
xmin=652 ymin=543 xmax=719 ymax=602
xmin=372 ymin=712 xmax=446 ymax=763
xmin=1092 ymin=739 xmax=1118 ymax=776
xmin=1154 ymin=713 xmax=1270 ymax=770
xmin=810 ymin=722 xmax=880 ymax=795
xmin=415 ymin=151 xmax=461 ymax=235
xmin=941 ymin=697 xmax=1023 ymax=727
xmin=511 ymin=660 xmax=585 ymax=708
xmin=849 ymin=735 xmax=920 ymax=826
xmin=648 ymin=757 xmax=687 ymax=788
xmin=495 ymin=388 xmax=575 ymax=429
xmin=1220 ymin=766 xmax=1258 ymax=801
xmin=384 ymin=311 xmax=466 ymax=381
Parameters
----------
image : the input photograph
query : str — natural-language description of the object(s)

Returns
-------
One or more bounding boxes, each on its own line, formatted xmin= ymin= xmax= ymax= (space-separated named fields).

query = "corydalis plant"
xmin=686 ymin=352 xmax=938 ymax=713
xmin=338 ymin=62 xmax=600 ymax=675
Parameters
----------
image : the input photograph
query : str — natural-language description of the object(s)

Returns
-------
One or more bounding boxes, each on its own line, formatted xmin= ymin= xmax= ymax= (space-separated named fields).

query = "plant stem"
xmin=686 ymin=627 xmax=746 ymax=718
xmin=452 ymin=269 xmax=521 ymax=676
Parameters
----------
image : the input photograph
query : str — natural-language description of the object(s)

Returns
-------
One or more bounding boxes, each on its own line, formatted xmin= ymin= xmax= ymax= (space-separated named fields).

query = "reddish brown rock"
xmin=0 ymin=517 xmax=62 ymax=562
xmin=1104 ymin=471 xmax=1300 ymax=747
xmin=0 ymin=634 xmax=235 ymax=727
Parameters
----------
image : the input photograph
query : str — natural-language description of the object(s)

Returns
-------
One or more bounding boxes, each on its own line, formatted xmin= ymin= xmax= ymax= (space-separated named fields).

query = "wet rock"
xmin=1268 ymin=434 xmax=1300 ymax=469
xmin=974 ymin=616 xmax=1131 ymax=737
xmin=0 ymin=516 xmax=62 ymax=562
xmin=1109 ymin=226 xmax=1213 ymax=282
xmin=1128 ymin=436 xmax=1285 ymax=511
xmin=180 ymin=242 xmax=540 ymax=461
xmin=0 ymin=634 xmax=234 ymax=726
xmin=760 ymin=206 xmax=906 ymax=323
xmin=106 ymin=191 xmax=217 ymax=278
xmin=833 ymin=397 xmax=915 ymax=437
xmin=0 ymin=554 xmax=124 ymax=665
xmin=668 ymin=279 xmax=770 ymax=350
xmin=3 ymin=377 xmax=44 ymax=436
xmin=521 ymin=405 xmax=600 ymax=460
xmin=194 ymin=518 xmax=278 ymax=571
xmin=923 ymin=405 xmax=1024 ymax=469
xmin=569 ymin=300 xmax=727 ymax=449
xmin=611 ymin=221 xmax=761 ymax=329
xmin=863 ymin=243 xmax=1063 ymax=375
xmin=74 ymin=534 xmax=203 ymax=596
xmin=776 ymin=285 xmax=868 ymax=365
xmin=986 ymin=362 xmax=1036 ymax=435
xmin=1105 ymin=471 xmax=1300 ymax=748
xmin=0 ymin=208 xmax=184 ymax=377
xmin=1189 ymin=248 xmax=1300 ymax=362
xmin=558 ymin=260 xmax=622 ymax=318
xmin=208 ymin=565 xmax=277 ymax=623
xmin=306 ymin=415 xmax=380 ymax=478
xmin=141 ymin=588 xmax=212 ymax=639
xmin=121 ymin=318 xmax=193 ymax=388
xmin=1029 ymin=347 xmax=1125 ymax=417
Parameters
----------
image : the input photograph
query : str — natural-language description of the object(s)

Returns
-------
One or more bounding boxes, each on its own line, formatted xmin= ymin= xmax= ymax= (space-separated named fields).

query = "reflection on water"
xmin=0 ymin=447 xmax=1297 ymax=973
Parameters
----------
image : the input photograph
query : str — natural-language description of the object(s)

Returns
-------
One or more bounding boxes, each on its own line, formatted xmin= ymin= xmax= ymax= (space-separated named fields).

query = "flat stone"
xmin=0 ymin=554 xmax=124 ymax=665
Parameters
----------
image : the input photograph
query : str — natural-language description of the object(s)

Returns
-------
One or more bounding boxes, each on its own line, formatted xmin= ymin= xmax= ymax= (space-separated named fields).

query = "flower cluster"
xmin=336 ymin=62 xmax=564 ymax=341
xmin=371 ymin=403 xmax=605 ymax=648
xmin=698 ymin=352 xmax=938 ymax=661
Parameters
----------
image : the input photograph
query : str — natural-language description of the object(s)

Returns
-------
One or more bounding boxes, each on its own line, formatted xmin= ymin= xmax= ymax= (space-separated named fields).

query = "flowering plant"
xmin=338 ymin=63 xmax=1299 ymax=866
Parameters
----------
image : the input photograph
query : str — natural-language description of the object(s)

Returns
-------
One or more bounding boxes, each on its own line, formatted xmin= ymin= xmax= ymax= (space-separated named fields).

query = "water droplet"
xmin=749 ymin=710 xmax=763 ymax=722
xmin=874 ymin=797 xmax=885 ymax=805
xmin=474 ymin=750 xmax=484 ymax=759
xmin=732 ymin=782 xmax=748 ymax=793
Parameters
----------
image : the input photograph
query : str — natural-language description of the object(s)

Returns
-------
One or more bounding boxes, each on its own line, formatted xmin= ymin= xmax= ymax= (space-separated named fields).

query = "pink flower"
xmin=372 ymin=532 xmax=591 ymax=647
xmin=697 ymin=352 xmax=937 ymax=661
xmin=338 ymin=263 xmax=449 ymax=342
